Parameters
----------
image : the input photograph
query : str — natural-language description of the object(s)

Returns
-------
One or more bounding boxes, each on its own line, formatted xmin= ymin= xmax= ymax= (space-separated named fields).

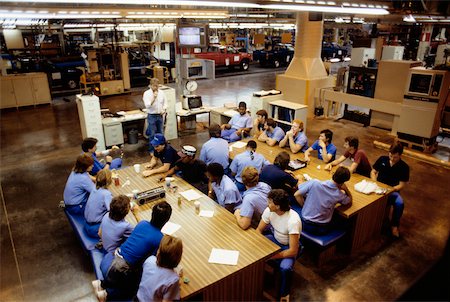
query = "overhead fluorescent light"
xmin=403 ymin=14 xmax=416 ymax=22
xmin=263 ymin=4 xmax=389 ymax=15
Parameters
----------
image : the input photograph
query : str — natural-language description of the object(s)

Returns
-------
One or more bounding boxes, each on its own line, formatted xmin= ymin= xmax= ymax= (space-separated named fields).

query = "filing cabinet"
xmin=103 ymin=121 xmax=124 ymax=147
xmin=76 ymin=94 xmax=106 ymax=151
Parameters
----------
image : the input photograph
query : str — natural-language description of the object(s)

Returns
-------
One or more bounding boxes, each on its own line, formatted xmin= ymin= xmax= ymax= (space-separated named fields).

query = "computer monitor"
xmin=182 ymin=95 xmax=202 ymax=110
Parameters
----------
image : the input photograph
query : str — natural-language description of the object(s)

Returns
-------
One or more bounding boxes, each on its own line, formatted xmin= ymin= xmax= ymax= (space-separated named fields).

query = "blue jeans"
xmin=65 ymin=203 xmax=85 ymax=216
xmin=146 ymin=114 xmax=163 ymax=151
xmin=388 ymin=192 xmax=404 ymax=227
xmin=265 ymin=234 xmax=295 ymax=297
xmin=84 ymin=222 xmax=101 ymax=239
xmin=221 ymin=128 xmax=241 ymax=142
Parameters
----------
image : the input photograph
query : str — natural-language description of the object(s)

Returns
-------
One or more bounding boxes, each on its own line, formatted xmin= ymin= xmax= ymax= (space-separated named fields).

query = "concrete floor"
xmin=1 ymin=71 xmax=449 ymax=301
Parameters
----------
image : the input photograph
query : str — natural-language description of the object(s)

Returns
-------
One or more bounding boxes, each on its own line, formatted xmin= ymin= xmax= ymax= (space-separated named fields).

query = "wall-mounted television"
xmin=177 ymin=25 xmax=207 ymax=48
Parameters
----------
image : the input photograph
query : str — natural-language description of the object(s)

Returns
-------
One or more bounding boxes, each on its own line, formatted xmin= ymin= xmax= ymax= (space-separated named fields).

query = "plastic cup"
xmin=134 ymin=164 xmax=141 ymax=173
xmin=113 ymin=175 xmax=120 ymax=187
xmin=165 ymin=177 xmax=171 ymax=187
xmin=194 ymin=201 xmax=200 ymax=214
xmin=132 ymin=189 xmax=139 ymax=199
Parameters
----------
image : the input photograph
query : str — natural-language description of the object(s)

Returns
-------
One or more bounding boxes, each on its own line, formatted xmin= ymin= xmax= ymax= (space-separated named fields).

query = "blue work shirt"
xmin=211 ymin=175 xmax=242 ymax=208
xmin=199 ymin=137 xmax=229 ymax=169
xmin=119 ymin=221 xmax=163 ymax=266
xmin=84 ymin=187 xmax=113 ymax=224
xmin=100 ymin=214 xmax=134 ymax=253
xmin=266 ymin=126 xmax=285 ymax=142
xmin=286 ymin=131 xmax=309 ymax=153
xmin=239 ymin=182 xmax=271 ymax=222
xmin=230 ymin=150 xmax=270 ymax=183
xmin=260 ymin=164 xmax=298 ymax=191
xmin=310 ymin=140 xmax=337 ymax=161
xmin=229 ymin=113 xmax=253 ymax=130
xmin=298 ymin=179 xmax=350 ymax=224
xmin=91 ymin=153 xmax=104 ymax=176
xmin=63 ymin=171 xmax=95 ymax=206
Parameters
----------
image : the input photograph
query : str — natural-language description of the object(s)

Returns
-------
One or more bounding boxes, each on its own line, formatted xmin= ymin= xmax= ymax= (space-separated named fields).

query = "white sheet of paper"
xmin=208 ymin=248 xmax=239 ymax=266
xmin=199 ymin=210 xmax=214 ymax=218
xmin=161 ymin=221 xmax=181 ymax=235
xmin=230 ymin=141 xmax=247 ymax=149
xmin=180 ymin=189 xmax=202 ymax=201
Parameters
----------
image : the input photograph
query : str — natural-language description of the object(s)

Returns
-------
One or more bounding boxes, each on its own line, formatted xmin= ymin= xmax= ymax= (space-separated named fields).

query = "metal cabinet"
xmin=103 ymin=121 xmax=124 ymax=147
xmin=76 ymin=94 xmax=106 ymax=151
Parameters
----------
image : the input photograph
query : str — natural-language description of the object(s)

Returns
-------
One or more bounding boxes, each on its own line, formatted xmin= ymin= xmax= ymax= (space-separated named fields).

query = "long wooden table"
xmin=229 ymin=139 xmax=393 ymax=254
xmin=109 ymin=166 xmax=280 ymax=301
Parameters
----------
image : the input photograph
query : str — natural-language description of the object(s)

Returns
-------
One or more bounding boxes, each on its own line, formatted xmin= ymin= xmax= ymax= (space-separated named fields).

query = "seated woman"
xmin=84 ymin=169 xmax=113 ymax=238
xmin=234 ymin=166 xmax=271 ymax=230
xmin=136 ymin=235 xmax=183 ymax=302
xmin=256 ymin=189 xmax=301 ymax=301
xmin=230 ymin=140 xmax=270 ymax=193
xmin=63 ymin=154 xmax=95 ymax=216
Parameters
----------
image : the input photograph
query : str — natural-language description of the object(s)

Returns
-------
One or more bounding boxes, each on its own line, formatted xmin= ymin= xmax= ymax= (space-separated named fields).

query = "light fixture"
xmin=403 ymin=14 xmax=416 ymax=22
xmin=264 ymin=4 xmax=389 ymax=15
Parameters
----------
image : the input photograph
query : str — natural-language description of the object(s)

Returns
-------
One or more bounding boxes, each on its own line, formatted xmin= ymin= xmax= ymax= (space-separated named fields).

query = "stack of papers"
xmin=229 ymin=141 xmax=247 ymax=149
xmin=253 ymin=89 xmax=281 ymax=97
xmin=208 ymin=248 xmax=239 ymax=265
xmin=180 ymin=189 xmax=202 ymax=201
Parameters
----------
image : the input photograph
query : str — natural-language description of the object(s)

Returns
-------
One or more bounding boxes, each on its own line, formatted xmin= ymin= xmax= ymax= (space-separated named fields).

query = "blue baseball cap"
xmin=150 ymin=133 xmax=166 ymax=146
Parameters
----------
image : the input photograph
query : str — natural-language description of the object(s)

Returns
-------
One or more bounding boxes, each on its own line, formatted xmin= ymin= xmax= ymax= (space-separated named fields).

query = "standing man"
xmin=325 ymin=136 xmax=372 ymax=177
xmin=304 ymin=129 xmax=337 ymax=163
xmin=199 ymin=124 xmax=230 ymax=172
xmin=221 ymin=101 xmax=253 ymax=142
xmin=371 ymin=142 xmax=409 ymax=238
xmin=294 ymin=166 xmax=352 ymax=235
xmin=257 ymin=118 xmax=286 ymax=146
xmin=143 ymin=78 xmax=167 ymax=152
xmin=279 ymin=119 xmax=308 ymax=154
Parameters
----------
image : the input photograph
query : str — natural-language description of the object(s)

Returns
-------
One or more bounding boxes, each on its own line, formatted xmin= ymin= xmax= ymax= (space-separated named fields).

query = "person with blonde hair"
xmin=234 ymin=166 xmax=271 ymax=230
xmin=143 ymin=77 xmax=167 ymax=152
xmin=137 ymin=235 xmax=183 ymax=302
xmin=84 ymin=169 xmax=113 ymax=238
xmin=279 ymin=119 xmax=308 ymax=154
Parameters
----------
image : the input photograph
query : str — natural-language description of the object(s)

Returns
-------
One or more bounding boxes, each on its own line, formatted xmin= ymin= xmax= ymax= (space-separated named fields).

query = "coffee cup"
xmin=194 ymin=201 xmax=200 ymax=213
xmin=165 ymin=177 xmax=172 ymax=187
xmin=134 ymin=164 xmax=141 ymax=173
xmin=132 ymin=189 xmax=139 ymax=199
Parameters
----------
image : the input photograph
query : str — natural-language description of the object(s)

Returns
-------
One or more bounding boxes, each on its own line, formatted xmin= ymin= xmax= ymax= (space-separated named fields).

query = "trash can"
xmin=128 ymin=129 xmax=139 ymax=144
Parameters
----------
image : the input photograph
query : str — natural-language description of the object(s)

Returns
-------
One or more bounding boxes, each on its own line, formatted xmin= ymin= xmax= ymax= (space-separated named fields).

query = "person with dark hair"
xmin=257 ymin=189 xmax=301 ymax=301
xmin=206 ymin=163 xmax=242 ymax=212
xmin=229 ymin=140 xmax=270 ymax=193
xmin=143 ymin=134 xmax=180 ymax=177
xmin=371 ymin=142 xmax=409 ymax=238
xmin=99 ymin=201 xmax=172 ymax=301
xmin=260 ymin=151 xmax=298 ymax=195
xmin=84 ymin=169 xmax=113 ymax=238
xmin=220 ymin=101 xmax=253 ymax=142
xmin=234 ymin=166 xmax=271 ymax=230
xmin=199 ymin=123 xmax=229 ymax=171
xmin=304 ymin=129 xmax=336 ymax=163
xmin=253 ymin=109 xmax=268 ymax=137
xmin=295 ymin=166 xmax=352 ymax=235
xmin=98 ymin=195 xmax=135 ymax=253
xmin=161 ymin=145 xmax=209 ymax=194
xmin=143 ymin=77 xmax=167 ymax=152
xmin=63 ymin=154 xmax=95 ymax=215
xmin=258 ymin=118 xmax=286 ymax=146
xmin=136 ymin=235 xmax=183 ymax=301
xmin=279 ymin=119 xmax=308 ymax=153
xmin=81 ymin=137 xmax=122 ymax=176
xmin=325 ymin=136 xmax=372 ymax=177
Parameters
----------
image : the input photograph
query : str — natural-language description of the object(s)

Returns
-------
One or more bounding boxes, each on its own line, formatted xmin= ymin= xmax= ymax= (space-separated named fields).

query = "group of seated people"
xmin=62 ymin=104 xmax=409 ymax=301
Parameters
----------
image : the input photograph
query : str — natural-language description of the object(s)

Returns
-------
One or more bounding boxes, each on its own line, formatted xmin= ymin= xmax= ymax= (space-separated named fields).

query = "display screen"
xmin=188 ymin=96 xmax=202 ymax=109
xmin=409 ymin=74 xmax=432 ymax=95
xmin=179 ymin=27 xmax=201 ymax=46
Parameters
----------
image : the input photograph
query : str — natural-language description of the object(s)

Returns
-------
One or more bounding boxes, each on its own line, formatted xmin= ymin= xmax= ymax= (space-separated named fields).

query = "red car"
xmin=194 ymin=45 xmax=252 ymax=71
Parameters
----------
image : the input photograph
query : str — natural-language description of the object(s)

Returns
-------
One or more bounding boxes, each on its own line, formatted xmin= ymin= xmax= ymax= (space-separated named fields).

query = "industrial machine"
xmin=398 ymin=68 xmax=450 ymax=143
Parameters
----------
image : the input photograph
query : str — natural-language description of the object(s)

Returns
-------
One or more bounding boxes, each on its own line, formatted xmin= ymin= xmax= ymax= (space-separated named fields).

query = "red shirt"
xmin=344 ymin=149 xmax=372 ymax=177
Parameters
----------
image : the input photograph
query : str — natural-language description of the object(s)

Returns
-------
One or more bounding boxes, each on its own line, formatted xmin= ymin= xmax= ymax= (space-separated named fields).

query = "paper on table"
xmin=230 ymin=141 xmax=247 ymax=149
xmin=180 ymin=189 xmax=202 ymax=201
xmin=208 ymin=248 xmax=239 ymax=266
xmin=161 ymin=221 xmax=181 ymax=235
xmin=199 ymin=210 xmax=214 ymax=218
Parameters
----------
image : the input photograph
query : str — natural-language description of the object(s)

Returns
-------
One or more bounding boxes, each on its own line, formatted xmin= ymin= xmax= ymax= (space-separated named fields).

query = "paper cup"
xmin=194 ymin=201 xmax=200 ymax=213
xmin=165 ymin=177 xmax=171 ymax=187
xmin=132 ymin=189 xmax=139 ymax=199
xmin=134 ymin=164 xmax=141 ymax=173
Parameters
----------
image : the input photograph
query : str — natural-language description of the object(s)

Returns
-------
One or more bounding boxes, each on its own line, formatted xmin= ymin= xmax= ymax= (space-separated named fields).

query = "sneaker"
xmin=280 ymin=294 xmax=290 ymax=302
xmin=58 ymin=201 xmax=65 ymax=209
xmin=91 ymin=280 xmax=103 ymax=293
xmin=391 ymin=226 xmax=400 ymax=238
xmin=96 ymin=289 xmax=107 ymax=302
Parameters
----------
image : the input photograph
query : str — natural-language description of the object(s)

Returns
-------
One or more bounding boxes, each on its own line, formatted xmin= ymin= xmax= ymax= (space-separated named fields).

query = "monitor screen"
xmin=409 ymin=73 xmax=432 ymax=95
xmin=178 ymin=27 xmax=203 ymax=46
xmin=188 ymin=96 xmax=202 ymax=109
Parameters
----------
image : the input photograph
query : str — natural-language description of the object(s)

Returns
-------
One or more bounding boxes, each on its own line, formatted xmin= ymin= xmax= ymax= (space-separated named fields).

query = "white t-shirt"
xmin=261 ymin=208 xmax=301 ymax=245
